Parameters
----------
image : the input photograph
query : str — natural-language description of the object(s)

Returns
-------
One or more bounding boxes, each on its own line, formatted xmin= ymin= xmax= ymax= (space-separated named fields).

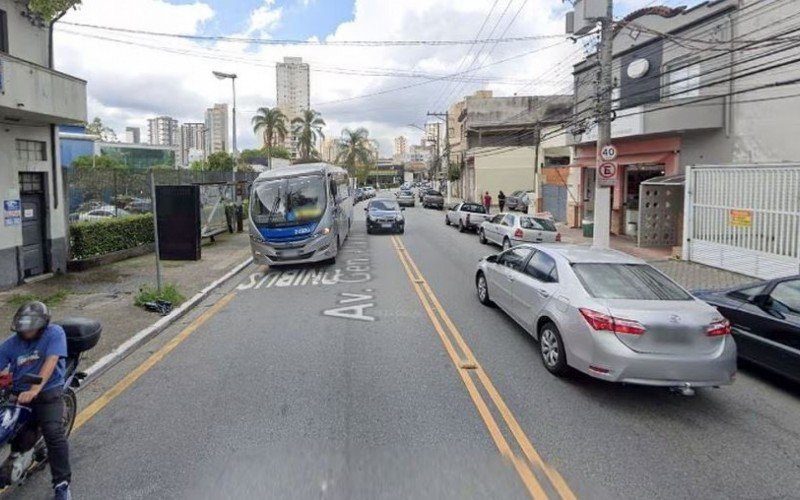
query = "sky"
xmin=54 ymin=0 xmax=704 ymax=155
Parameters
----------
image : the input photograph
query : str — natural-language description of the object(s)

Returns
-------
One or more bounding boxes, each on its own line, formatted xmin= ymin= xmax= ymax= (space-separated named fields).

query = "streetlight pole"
xmin=212 ymin=71 xmax=238 ymax=185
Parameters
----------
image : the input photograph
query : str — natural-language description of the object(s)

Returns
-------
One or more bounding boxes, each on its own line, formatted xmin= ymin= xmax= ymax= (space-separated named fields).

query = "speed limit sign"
xmin=598 ymin=162 xmax=617 ymax=187
xmin=600 ymin=144 xmax=617 ymax=162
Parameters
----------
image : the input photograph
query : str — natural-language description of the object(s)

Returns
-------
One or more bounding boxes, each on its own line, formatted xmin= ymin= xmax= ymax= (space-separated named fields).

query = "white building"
xmin=147 ymin=116 xmax=179 ymax=146
xmin=125 ymin=126 xmax=141 ymax=144
xmin=204 ymin=103 xmax=229 ymax=154
xmin=0 ymin=0 xmax=87 ymax=289
xmin=180 ymin=122 xmax=205 ymax=167
xmin=393 ymin=135 xmax=408 ymax=163
xmin=276 ymin=56 xmax=310 ymax=156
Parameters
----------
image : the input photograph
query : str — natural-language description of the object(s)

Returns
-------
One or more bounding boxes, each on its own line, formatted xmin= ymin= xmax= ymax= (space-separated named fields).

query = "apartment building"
xmin=276 ymin=56 xmax=310 ymax=156
xmin=147 ymin=116 xmax=179 ymax=146
xmin=204 ymin=103 xmax=229 ymax=154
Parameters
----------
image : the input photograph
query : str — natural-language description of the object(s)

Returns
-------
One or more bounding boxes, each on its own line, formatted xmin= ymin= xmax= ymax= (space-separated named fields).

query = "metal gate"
xmin=683 ymin=164 xmax=800 ymax=279
xmin=542 ymin=184 xmax=567 ymax=222
xmin=19 ymin=173 xmax=47 ymax=278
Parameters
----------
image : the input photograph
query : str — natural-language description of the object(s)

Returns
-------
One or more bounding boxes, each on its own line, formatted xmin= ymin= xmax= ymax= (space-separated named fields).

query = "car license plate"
xmin=381 ymin=223 xmax=393 ymax=229
xmin=277 ymin=249 xmax=300 ymax=257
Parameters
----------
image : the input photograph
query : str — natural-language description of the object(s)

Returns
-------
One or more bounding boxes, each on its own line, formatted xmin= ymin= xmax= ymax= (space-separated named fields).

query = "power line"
xmin=59 ymin=21 xmax=564 ymax=46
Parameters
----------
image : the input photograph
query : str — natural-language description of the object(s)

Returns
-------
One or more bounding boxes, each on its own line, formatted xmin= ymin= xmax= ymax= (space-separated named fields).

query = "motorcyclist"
xmin=0 ymin=302 xmax=71 ymax=500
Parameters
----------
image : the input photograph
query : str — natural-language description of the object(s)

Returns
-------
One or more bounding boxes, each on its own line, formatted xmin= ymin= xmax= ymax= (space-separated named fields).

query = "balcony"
xmin=0 ymin=53 xmax=87 ymax=125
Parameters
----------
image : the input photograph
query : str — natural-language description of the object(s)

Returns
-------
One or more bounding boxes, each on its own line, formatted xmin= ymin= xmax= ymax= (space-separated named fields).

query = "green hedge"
xmin=70 ymin=214 xmax=154 ymax=260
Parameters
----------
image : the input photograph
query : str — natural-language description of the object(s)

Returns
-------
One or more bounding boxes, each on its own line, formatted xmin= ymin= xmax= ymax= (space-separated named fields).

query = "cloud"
xmin=55 ymin=0 xmax=585 ymax=155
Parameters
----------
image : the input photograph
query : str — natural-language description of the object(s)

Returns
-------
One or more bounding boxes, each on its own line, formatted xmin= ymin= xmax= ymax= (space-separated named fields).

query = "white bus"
xmin=249 ymin=163 xmax=353 ymax=265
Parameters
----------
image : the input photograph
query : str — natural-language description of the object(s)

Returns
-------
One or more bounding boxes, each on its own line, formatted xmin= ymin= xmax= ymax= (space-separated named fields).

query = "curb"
xmin=81 ymin=257 xmax=254 ymax=387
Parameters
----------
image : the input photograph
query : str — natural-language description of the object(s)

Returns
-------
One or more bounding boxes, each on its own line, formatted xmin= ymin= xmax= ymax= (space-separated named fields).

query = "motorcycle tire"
xmin=63 ymin=388 xmax=77 ymax=437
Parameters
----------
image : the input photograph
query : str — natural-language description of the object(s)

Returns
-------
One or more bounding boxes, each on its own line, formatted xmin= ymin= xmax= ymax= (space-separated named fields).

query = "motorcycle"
xmin=0 ymin=318 xmax=101 ymax=487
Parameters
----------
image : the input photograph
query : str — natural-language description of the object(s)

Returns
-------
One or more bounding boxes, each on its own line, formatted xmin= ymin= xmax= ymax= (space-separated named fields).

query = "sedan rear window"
xmin=462 ymin=203 xmax=486 ymax=214
xmin=572 ymin=264 xmax=692 ymax=300
xmin=521 ymin=217 xmax=557 ymax=231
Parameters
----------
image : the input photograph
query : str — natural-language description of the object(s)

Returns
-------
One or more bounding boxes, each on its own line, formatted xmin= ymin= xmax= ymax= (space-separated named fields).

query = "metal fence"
xmin=683 ymin=164 xmax=800 ymax=279
xmin=64 ymin=169 xmax=257 ymax=221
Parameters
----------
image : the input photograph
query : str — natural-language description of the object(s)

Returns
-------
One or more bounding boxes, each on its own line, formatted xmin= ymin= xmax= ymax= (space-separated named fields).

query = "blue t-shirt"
xmin=0 ymin=324 xmax=68 ymax=393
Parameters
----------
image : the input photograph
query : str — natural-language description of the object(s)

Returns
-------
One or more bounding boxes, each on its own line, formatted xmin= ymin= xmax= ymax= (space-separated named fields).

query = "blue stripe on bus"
xmin=258 ymin=221 xmax=319 ymax=242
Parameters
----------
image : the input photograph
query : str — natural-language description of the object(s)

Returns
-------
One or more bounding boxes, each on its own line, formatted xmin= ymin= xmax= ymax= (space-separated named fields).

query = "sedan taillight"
xmin=707 ymin=319 xmax=731 ymax=336
xmin=514 ymin=228 xmax=524 ymax=238
xmin=555 ymin=232 xmax=562 ymax=242
xmin=579 ymin=308 xmax=646 ymax=336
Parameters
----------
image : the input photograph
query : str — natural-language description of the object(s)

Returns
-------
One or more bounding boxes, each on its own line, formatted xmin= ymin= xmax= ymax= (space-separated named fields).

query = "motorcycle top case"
xmin=56 ymin=318 xmax=102 ymax=357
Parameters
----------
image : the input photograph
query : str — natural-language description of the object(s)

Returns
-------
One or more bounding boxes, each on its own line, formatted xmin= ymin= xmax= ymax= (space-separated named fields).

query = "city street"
xmin=12 ymin=198 xmax=800 ymax=500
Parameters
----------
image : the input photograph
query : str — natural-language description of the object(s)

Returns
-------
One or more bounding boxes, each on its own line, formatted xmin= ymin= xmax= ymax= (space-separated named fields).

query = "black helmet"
xmin=11 ymin=301 xmax=50 ymax=334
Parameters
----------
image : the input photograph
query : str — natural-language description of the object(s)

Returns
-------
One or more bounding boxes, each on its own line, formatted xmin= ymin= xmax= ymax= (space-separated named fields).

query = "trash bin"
xmin=582 ymin=219 xmax=594 ymax=238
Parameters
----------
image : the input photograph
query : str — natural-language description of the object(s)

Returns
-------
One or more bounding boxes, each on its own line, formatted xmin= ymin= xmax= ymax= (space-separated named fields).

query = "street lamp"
xmin=212 ymin=71 xmax=238 ymax=184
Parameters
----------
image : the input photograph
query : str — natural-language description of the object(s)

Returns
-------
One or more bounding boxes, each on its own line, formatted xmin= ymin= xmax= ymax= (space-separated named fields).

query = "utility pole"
xmin=427 ymin=111 xmax=449 ymax=192
xmin=592 ymin=0 xmax=614 ymax=249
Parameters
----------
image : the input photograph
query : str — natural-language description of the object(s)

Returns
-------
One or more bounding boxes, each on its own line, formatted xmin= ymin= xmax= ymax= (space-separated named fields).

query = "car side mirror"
xmin=752 ymin=293 xmax=771 ymax=308
xmin=363 ymin=207 xmax=368 ymax=211
xmin=486 ymin=255 xmax=497 ymax=263
xmin=401 ymin=207 xmax=406 ymax=211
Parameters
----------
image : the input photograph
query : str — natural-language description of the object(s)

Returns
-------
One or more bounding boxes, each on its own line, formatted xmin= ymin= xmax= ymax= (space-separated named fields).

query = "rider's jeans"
xmin=12 ymin=388 xmax=71 ymax=486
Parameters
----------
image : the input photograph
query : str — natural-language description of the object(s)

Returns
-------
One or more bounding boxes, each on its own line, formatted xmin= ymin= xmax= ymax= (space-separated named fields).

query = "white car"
xmin=78 ymin=206 xmax=130 ymax=222
xmin=479 ymin=213 xmax=561 ymax=249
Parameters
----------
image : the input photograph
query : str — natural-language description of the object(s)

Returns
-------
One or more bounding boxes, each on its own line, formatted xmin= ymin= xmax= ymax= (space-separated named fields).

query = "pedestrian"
xmin=483 ymin=191 xmax=492 ymax=213
xmin=498 ymin=190 xmax=506 ymax=212
xmin=0 ymin=302 xmax=72 ymax=500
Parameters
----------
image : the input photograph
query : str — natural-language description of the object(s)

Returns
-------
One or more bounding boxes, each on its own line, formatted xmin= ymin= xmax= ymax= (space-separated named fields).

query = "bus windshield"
xmin=252 ymin=175 xmax=327 ymax=228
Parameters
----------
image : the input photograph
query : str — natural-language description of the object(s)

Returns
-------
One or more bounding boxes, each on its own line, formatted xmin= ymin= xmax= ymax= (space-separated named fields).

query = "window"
xmin=524 ymin=251 xmax=559 ymax=283
xmin=729 ymin=283 xmax=767 ymax=302
xmin=490 ymin=214 xmax=503 ymax=224
xmin=572 ymin=263 xmax=692 ymax=300
xmin=0 ymin=9 xmax=7 ymax=53
xmin=501 ymin=215 xmax=514 ymax=227
xmin=497 ymin=247 xmax=531 ymax=272
xmin=769 ymin=279 xmax=800 ymax=314
xmin=664 ymin=59 xmax=700 ymax=100
xmin=16 ymin=140 xmax=47 ymax=161
xmin=462 ymin=203 xmax=486 ymax=214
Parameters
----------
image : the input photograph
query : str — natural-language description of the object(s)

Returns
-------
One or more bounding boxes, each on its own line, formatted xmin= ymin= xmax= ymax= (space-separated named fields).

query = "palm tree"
xmin=291 ymin=109 xmax=326 ymax=161
xmin=251 ymin=107 xmax=288 ymax=169
xmin=335 ymin=127 xmax=376 ymax=175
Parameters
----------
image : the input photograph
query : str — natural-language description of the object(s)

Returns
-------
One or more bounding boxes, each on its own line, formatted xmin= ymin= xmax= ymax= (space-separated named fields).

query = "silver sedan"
xmin=475 ymin=244 xmax=737 ymax=392
xmin=479 ymin=213 xmax=561 ymax=249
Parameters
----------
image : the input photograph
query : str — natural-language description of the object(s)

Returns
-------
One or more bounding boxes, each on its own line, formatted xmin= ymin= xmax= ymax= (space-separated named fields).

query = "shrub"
xmin=134 ymin=283 xmax=185 ymax=308
xmin=70 ymin=214 xmax=154 ymax=260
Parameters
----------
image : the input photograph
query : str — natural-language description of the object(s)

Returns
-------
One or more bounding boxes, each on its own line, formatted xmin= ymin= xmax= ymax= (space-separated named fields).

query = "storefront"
xmin=571 ymin=136 xmax=681 ymax=236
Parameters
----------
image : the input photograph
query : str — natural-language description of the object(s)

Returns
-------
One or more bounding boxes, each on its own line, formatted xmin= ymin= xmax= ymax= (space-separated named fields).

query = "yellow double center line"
xmin=390 ymin=236 xmax=575 ymax=500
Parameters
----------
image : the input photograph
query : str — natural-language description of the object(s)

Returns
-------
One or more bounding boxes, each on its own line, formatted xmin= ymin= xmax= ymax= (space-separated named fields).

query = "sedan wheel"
xmin=445 ymin=216 xmax=450 ymax=226
xmin=476 ymin=273 xmax=493 ymax=306
xmin=539 ymin=322 xmax=569 ymax=376
xmin=479 ymin=229 xmax=487 ymax=245
xmin=458 ymin=220 xmax=465 ymax=233
xmin=502 ymin=238 xmax=511 ymax=250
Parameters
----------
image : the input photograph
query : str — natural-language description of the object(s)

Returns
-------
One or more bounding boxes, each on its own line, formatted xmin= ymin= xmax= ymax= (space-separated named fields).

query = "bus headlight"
xmin=321 ymin=226 xmax=332 ymax=236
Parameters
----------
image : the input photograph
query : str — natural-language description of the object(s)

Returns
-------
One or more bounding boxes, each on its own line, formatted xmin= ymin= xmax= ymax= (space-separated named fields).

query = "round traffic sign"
xmin=600 ymin=144 xmax=617 ymax=162
xmin=598 ymin=162 xmax=617 ymax=179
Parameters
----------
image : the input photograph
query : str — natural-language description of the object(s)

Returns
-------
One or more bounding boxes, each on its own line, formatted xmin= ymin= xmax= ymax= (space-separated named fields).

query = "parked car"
xmin=475 ymin=244 xmax=737 ymax=393
xmin=479 ymin=213 xmax=561 ymax=249
xmin=694 ymin=275 xmax=800 ymax=384
xmin=397 ymin=190 xmax=416 ymax=207
xmin=365 ymin=198 xmax=405 ymax=234
xmin=78 ymin=206 xmax=131 ymax=222
xmin=125 ymin=198 xmax=152 ymax=214
xmin=505 ymin=191 xmax=527 ymax=212
xmin=422 ymin=190 xmax=445 ymax=209
xmin=362 ymin=187 xmax=376 ymax=199
xmin=445 ymin=202 xmax=491 ymax=232
xmin=354 ymin=188 xmax=366 ymax=203
xmin=418 ymin=187 xmax=432 ymax=202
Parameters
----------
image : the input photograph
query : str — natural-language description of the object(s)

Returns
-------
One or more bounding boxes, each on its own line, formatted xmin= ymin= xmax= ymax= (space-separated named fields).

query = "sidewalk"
xmin=558 ymin=225 xmax=757 ymax=290
xmin=0 ymin=232 xmax=252 ymax=367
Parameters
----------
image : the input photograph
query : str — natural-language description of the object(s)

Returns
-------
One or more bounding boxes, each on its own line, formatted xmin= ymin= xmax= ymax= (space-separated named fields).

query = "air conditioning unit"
xmin=566 ymin=0 xmax=604 ymax=36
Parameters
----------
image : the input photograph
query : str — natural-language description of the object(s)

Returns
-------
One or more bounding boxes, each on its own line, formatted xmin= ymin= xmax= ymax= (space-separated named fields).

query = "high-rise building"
xmin=204 ymin=103 xmax=229 ymax=154
xmin=394 ymin=136 xmax=408 ymax=157
xmin=180 ymin=123 xmax=205 ymax=167
xmin=147 ymin=116 xmax=179 ymax=146
xmin=125 ymin=127 xmax=141 ymax=144
xmin=276 ymin=56 xmax=310 ymax=156
xmin=321 ymin=137 xmax=338 ymax=163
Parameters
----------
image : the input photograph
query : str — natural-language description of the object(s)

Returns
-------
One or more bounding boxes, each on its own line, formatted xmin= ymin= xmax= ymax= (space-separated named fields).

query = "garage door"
xmin=542 ymin=184 xmax=567 ymax=222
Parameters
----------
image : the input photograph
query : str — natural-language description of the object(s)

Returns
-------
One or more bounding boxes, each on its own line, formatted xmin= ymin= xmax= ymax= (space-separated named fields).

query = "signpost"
xmin=600 ymin=144 xmax=617 ymax=162
xmin=598 ymin=161 xmax=618 ymax=187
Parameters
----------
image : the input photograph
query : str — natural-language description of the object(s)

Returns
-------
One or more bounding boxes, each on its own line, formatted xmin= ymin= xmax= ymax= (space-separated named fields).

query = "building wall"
xmin=205 ymin=104 xmax=229 ymax=154
xmin=0 ymin=124 xmax=68 ymax=288
xmin=472 ymin=147 xmax=536 ymax=205
xmin=276 ymin=57 xmax=310 ymax=154
xmin=0 ymin=0 xmax=48 ymax=65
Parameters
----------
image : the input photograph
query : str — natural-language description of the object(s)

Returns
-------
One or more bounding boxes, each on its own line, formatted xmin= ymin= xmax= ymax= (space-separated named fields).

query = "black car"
xmin=365 ymin=199 xmax=405 ymax=234
xmin=694 ymin=275 xmax=800 ymax=384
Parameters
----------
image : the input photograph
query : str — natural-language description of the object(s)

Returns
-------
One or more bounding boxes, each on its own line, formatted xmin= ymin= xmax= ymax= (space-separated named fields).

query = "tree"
xmin=26 ymin=0 xmax=81 ymax=21
xmin=206 ymin=152 xmax=234 ymax=172
xmin=251 ymin=107 xmax=288 ymax=170
xmin=71 ymin=154 xmax=125 ymax=170
xmin=292 ymin=109 xmax=325 ymax=162
xmin=335 ymin=127 xmax=376 ymax=176
xmin=190 ymin=160 xmax=206 ymax=171
xmin=85 ymin=117 xmax=117 ymax=142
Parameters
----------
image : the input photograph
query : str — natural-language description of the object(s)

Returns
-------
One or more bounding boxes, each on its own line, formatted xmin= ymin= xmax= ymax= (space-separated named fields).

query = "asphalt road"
xmin=13 ymin=194 xmax=800 ymax=499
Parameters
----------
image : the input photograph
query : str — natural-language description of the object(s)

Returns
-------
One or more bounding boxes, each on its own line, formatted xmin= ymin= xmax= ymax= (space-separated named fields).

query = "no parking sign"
xmin=598 ymin=162 xmax=617 ymax=187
